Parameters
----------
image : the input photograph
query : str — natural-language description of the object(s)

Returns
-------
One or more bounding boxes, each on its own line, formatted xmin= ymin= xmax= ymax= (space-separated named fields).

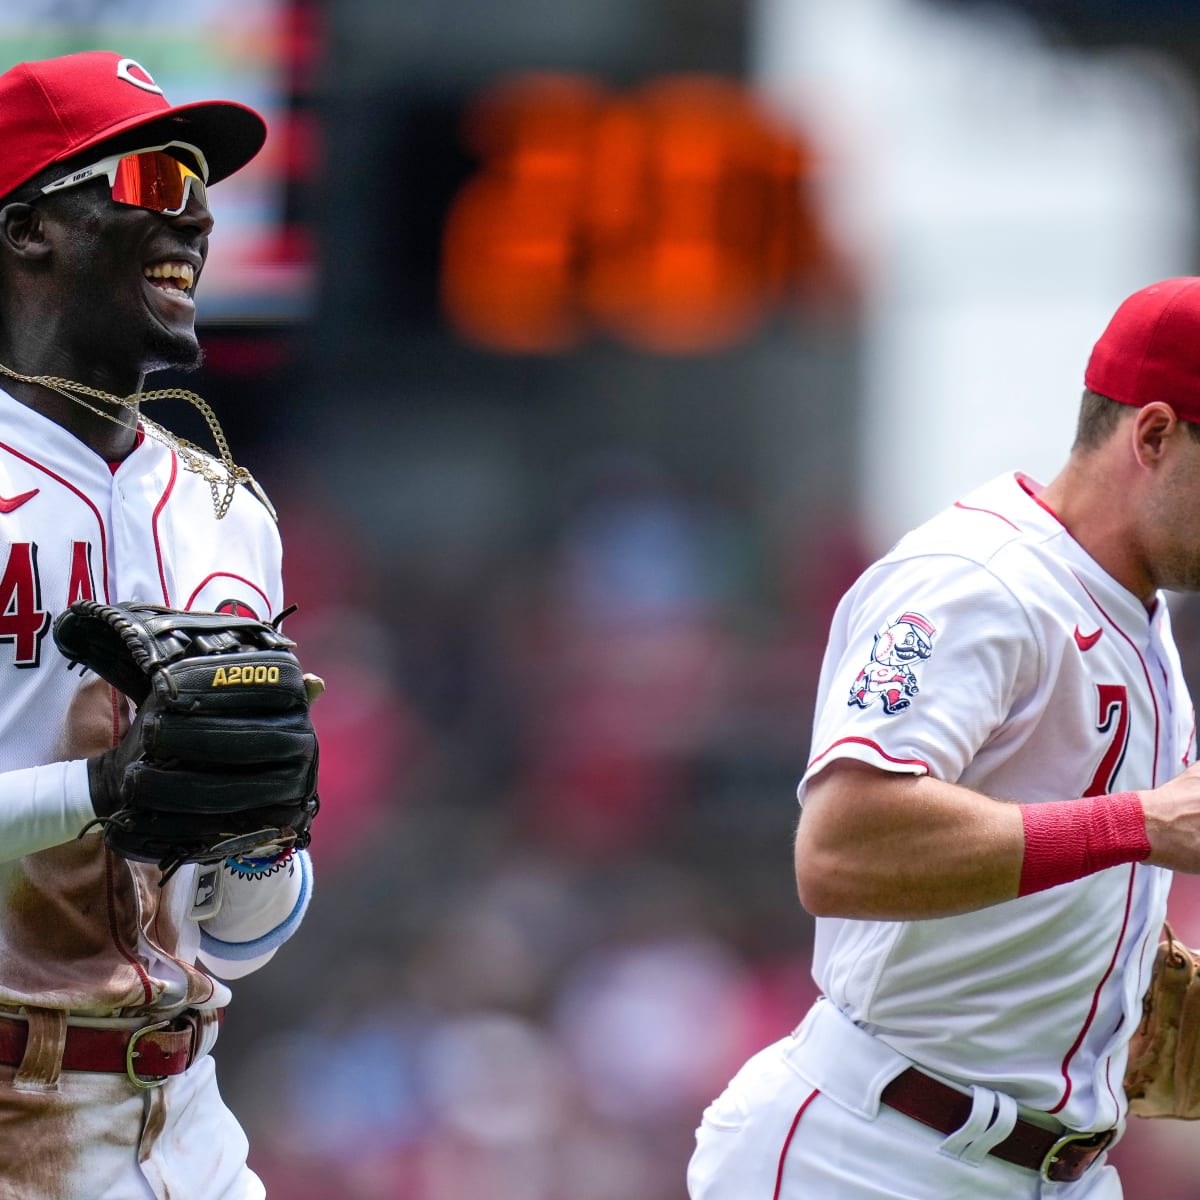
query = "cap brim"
xmin=73 ymin=99 xmax=267 ymax=184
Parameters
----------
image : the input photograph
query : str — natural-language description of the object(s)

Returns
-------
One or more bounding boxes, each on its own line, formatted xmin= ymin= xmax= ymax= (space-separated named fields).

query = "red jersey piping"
xmin=807 ymin=736 xmax=931 ymax=774
xmin=1048 ymin=865 xmax=1135 ymax=1114
xmin=0 ymin=442 xmax=109 ymax=600
xmin=953 ymin=500 xmax=1020 ymax=530
xmin=150 ymin=451 xmax=178 ymax=604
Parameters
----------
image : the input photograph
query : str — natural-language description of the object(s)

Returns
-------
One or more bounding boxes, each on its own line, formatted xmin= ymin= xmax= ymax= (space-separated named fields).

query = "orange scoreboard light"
xmin=440 ymin=73 xmax=846 ymax=355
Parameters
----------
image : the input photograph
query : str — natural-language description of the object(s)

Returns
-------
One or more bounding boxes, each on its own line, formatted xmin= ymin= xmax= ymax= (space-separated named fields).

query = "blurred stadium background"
xmin=12 ymin=0 xmax=1200 ymax=1195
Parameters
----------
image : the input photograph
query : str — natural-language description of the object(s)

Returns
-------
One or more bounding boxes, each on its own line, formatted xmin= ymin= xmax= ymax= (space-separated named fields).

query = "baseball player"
xmin=0 ymin=52 xmax=314 ymax=1199
xmin=688 ymin=278 xmax=1200 ymax=1198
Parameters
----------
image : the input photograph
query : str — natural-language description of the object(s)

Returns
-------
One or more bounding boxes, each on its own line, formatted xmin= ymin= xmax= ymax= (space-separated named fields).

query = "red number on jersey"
xmin=1083 ymin=683 xmax=1130 ymax=797
xmin=0 ymin=542 xmax=50 ymax=667
xmin=66 ymin=541 xmax=96 ymax=605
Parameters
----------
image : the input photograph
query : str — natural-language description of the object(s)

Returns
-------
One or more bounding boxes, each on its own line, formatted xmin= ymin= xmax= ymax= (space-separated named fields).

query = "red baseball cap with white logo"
xmin=0 ymin=50 xmax=267 ymax=198
xmin=1085 ymin=277 xmax=1200 ymax=424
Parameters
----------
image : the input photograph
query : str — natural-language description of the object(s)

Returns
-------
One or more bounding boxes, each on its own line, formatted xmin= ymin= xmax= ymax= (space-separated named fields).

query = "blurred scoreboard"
xmin=439 ymin=73 xmax=845 ymax=354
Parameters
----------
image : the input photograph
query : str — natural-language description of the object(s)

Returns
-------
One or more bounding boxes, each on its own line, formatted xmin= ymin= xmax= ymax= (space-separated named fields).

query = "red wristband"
xmin=1018 ymin=792 xmax=1151 ymax=897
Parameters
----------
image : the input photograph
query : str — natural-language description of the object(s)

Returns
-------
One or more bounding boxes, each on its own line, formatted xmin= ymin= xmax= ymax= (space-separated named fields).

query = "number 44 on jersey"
xmin=0 ymin=541 xmax=96 ymax=668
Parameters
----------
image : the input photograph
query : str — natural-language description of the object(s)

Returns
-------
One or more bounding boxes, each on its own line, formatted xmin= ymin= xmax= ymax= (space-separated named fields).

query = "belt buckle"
xmin=125 ymin=1019 xmax=173 ymax=1089
xmin=1040 ymin=1128 xmax=1115 ymax=1182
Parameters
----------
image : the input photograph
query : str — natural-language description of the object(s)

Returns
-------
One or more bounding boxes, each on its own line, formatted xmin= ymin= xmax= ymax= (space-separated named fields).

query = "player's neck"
xmin=0 ymin=354 xmax=143 ymax=461
xmin=1040 ymin=463 xmax=1155 ymax=606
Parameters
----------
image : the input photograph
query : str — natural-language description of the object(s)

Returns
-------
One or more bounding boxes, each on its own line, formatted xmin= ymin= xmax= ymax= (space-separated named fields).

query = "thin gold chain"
xmin=0 ymin=363 xmax=275 ymax=521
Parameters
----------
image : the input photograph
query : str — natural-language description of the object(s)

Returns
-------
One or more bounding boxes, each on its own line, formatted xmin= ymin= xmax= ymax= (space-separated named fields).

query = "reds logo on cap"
xmin=0 ymin=50 xmax=267 ymax=201
xmin=115 ymin=58 xmax=164 ymax=96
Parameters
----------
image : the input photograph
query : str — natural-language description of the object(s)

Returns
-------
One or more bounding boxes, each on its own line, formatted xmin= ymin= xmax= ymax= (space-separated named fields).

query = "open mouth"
xmin=143 ymin=260 xmax=195 ymax=301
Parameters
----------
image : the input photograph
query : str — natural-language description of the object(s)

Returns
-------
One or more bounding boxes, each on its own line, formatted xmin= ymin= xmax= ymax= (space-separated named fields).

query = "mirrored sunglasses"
xmin=39 ymin=142 xmax=210 ymax=216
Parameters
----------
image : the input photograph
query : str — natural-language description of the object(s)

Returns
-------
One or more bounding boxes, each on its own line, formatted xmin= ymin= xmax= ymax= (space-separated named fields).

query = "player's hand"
xmin=1139 ymin=762 xmax=1200 ymax=873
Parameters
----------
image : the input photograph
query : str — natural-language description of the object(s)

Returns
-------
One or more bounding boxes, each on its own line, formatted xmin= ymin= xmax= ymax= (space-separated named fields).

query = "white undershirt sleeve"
xmin=0 ymin=759 xmax=96 ymax=861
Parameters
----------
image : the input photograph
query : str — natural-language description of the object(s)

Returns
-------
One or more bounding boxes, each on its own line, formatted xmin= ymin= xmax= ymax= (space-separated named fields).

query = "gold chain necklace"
xmin=0 ymin=362 xmax=275 ymax=521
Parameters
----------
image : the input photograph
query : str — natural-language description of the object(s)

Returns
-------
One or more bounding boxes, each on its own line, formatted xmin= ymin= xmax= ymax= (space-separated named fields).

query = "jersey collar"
xmin=973 ymin=471 xmax=1161 ymax=628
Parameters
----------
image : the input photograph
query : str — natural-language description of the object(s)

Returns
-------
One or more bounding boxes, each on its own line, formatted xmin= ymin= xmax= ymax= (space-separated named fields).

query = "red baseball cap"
xmin=1085 ymin=277 xmax=1200 ymax=424
xmin=0 ymin=50 xmax=267 ymax=199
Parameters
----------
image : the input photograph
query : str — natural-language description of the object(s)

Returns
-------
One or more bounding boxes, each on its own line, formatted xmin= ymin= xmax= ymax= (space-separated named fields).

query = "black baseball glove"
xmin=53 ymin=600 xmax=320 ymax=881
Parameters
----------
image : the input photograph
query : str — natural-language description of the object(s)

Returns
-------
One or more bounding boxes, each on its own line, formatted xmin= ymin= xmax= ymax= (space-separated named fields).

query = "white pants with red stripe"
xmin=687 ymin=999 xmax=1122 ymax=1200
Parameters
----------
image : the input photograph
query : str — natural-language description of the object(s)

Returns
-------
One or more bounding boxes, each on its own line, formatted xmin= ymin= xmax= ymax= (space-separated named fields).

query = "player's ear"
xmin=1131 ymin=402 xmax=1177 ymax=466
xmin=0 ymin=201 xmax=51 ymax=262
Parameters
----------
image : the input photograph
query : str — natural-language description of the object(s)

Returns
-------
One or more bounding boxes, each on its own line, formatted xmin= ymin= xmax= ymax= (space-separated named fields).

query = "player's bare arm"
xmin=794 ymin=756 xmax=1199 ymax=920
xmin=794 ymin=759 xmax=1024 ymax=919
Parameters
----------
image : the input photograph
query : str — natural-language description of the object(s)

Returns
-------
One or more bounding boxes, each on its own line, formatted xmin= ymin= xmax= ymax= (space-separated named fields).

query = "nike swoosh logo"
xmin=0 ymin=488 xmax=38 ymax=513
xmin=1074 ymin=625 xmax=1102 ymax=652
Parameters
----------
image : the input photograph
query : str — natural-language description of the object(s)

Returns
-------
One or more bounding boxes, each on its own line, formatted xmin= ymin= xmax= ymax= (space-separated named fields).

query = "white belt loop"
xmin=938 ymin=1086 xmax=1019 ymax=1166
xmin=13 ymin=1007 xmax=68 ymax=1091
xmin=192 ymin=1009 xmax=221 ymax=1060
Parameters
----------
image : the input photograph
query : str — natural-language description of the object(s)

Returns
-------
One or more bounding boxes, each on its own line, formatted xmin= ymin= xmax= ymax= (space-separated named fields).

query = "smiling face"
xmin=0 ymin=133 xmax=217 ymax=394
xmin=37 ymin=170 xmax=214 ymax=380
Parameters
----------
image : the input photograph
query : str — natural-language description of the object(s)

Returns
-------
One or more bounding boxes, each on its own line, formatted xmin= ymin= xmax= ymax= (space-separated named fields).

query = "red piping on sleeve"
xmin=183 ymin=572 xmax=272 ymax=617
xmin=807 ymin=736 xmax=931 ymax=775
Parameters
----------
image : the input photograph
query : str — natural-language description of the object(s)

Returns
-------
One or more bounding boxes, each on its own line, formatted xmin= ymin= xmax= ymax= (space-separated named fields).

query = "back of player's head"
xmin=1086 ymin=277 xmax=1200 ymax=424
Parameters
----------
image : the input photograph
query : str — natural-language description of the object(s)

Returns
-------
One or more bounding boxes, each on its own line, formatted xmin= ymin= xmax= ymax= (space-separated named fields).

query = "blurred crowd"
xmin=217 ymin=451 xmax=845 ymax=1199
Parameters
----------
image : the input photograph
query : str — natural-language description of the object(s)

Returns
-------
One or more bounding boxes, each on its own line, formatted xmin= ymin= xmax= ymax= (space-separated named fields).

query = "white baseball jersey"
xmin=798 ymin=470 xmax=1191 ymax=1133
xmin=0 ymin=387 xmax=308 ymax=1197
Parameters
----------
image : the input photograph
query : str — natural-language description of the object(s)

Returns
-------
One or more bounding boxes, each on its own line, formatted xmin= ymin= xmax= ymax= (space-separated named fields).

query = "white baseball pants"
xmin=687 ymin=999 xmax=1123 ymax=1200
xmin=0 ymin=1048 xmax=264 ymax=1200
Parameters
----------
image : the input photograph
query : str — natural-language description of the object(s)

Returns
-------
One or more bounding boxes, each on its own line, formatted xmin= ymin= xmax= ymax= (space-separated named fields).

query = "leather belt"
xmin=880 ymin=1067 xmax=1115 ymax=1183
xmin=0 ymin=1010 xmax=222 ymax=1089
